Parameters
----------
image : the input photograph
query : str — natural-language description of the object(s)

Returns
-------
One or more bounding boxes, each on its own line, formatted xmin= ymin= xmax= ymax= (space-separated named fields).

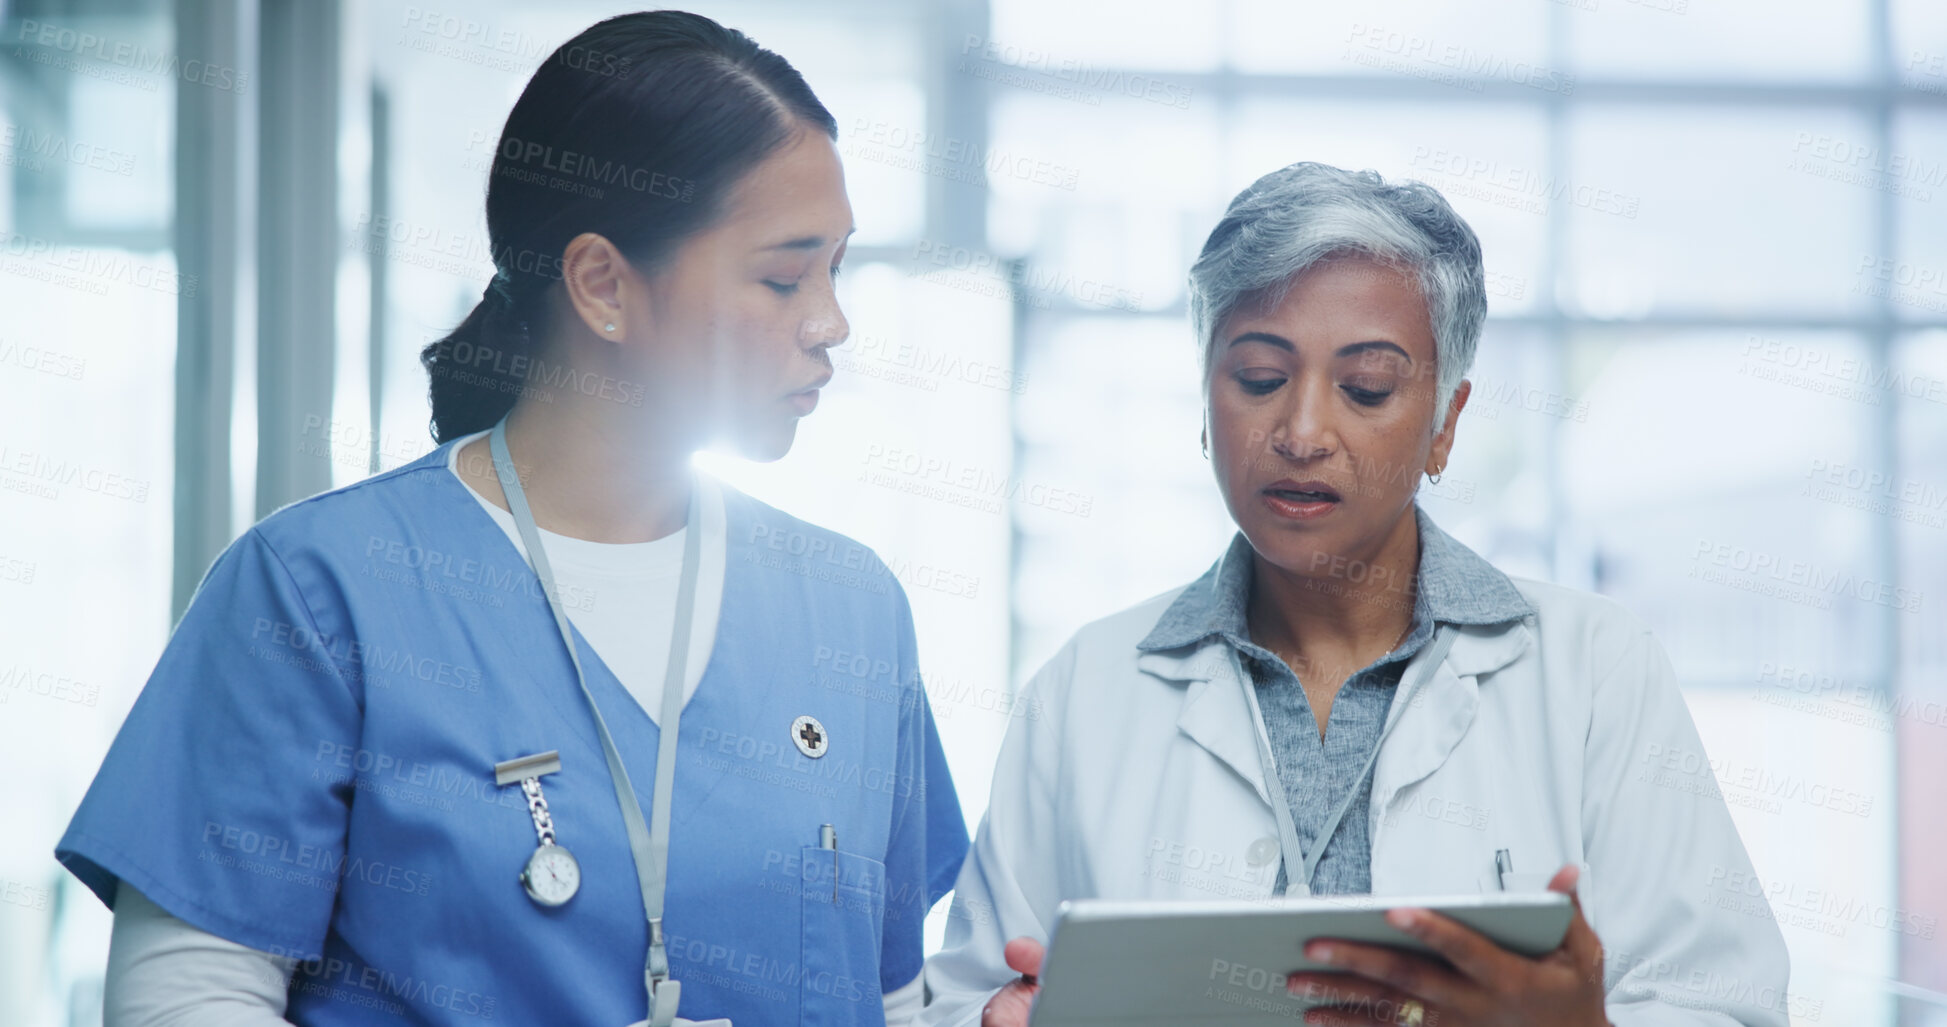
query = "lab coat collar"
xmin=1135 ymin=504 xmax=1536 ymax=656
xmin=1371 ymin=619 xmax=1534 ymax=807
xmin=1133 ymin=505 xmax=1537 ymax=806
xmin=1135 ymin=600 xmax=1534 ymax=809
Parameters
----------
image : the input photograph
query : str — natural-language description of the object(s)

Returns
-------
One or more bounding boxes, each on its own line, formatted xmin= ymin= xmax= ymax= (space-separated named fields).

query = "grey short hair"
xmin=1188 ymin=162 xmax=1487 ymax=423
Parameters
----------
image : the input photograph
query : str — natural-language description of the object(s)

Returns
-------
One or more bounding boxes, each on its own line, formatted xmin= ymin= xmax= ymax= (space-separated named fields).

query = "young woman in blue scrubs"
xmin=56 ymin=11 xmax=966 ymax=1026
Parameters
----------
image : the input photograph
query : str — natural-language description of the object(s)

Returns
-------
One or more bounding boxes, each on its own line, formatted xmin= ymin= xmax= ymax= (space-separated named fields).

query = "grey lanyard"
xmin=1236 ymin=624 xmax=1458 ymax=898
xmin=489 ymin=418 xmax=698 ymax=1027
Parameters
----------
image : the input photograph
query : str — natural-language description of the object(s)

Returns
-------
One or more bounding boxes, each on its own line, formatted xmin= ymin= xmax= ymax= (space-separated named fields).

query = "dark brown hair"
xmin=421 ymin=9 xmax=838 ymax=443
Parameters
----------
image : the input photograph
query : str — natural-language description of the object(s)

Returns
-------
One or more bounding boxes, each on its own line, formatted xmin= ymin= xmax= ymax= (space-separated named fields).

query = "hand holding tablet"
xmin=978 ymin=938 xmax=1046 ymax=1026
xmin=985 ymin=865 xmax=1607 ymax=1027
xmin=1282 ymin=866 xmax=1610 ymax=1027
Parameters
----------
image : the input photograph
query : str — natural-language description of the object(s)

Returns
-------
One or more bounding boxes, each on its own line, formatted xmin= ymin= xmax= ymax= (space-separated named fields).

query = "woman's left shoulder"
xmin=714 ymin=480 xmax=915 ymax=615
xmin=1502 ymin=575 xmax=1660 ymax=670
xmin=717 ymin=481 xmax=889 ymax=567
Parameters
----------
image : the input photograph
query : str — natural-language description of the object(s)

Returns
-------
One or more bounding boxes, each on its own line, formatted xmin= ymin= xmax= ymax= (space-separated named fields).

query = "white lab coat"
xmin=919 ymin=575 xmax=1794 ymax=1026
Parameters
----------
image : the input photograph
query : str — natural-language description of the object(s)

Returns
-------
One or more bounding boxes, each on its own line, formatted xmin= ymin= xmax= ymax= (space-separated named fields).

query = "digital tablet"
xmin=1027 ymin=892 xmax=1573 ymax=1026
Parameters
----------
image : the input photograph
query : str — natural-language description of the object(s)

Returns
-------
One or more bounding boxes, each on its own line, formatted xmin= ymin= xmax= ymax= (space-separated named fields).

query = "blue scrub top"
xmin=56 ymin=439 xmax=969 ymax=1026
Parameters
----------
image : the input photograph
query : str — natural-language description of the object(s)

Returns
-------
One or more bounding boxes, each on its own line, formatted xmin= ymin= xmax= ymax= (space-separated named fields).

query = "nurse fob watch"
xmin=517 ymin=776 xmax=581 ymax=906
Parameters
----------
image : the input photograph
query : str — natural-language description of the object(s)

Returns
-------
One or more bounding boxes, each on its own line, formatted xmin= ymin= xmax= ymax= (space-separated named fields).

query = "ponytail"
xmin=421 ymin=275 xmax=537 ymax=443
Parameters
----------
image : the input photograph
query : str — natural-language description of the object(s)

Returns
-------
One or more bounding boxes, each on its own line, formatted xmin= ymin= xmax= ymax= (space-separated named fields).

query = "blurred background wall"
xmin=1 ymin=0 xmax=1943 ymax=1023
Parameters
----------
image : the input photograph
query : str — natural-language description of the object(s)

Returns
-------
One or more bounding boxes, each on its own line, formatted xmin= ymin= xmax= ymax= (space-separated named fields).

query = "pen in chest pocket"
xmin=820 ymin=824 xmax=836 ymax=903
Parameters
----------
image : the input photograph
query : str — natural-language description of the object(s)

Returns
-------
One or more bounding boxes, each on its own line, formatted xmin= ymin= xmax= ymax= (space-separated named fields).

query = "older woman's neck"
xmin=1247 ymin=519 xmax=1422 ymax=659
xmin=458 ymin=396 xmax=695 ymax=544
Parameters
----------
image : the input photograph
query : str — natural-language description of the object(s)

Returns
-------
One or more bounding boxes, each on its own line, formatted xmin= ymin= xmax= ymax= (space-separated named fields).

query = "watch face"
xmin=521 ymin=844 xmax=581 ymax=906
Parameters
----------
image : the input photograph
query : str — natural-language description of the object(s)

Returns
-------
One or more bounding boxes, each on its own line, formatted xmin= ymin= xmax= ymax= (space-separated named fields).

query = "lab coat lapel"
xmin=1136 ymin=619 xmax=1535 ymax=828
xmin=1137 ymin=642 xmax=1272 ymax=807
xmin=1371 ymin=621 xmax=1532 ymax=809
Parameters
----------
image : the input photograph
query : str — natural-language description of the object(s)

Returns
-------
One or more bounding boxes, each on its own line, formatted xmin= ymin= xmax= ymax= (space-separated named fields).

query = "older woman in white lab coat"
xmin=919 ymin=163 xmax=1792 ymax=1027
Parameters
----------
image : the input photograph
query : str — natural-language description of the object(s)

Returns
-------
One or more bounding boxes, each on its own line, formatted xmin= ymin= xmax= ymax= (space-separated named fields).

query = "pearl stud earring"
xmin=604 ymin=322 xmax=616 ymax=333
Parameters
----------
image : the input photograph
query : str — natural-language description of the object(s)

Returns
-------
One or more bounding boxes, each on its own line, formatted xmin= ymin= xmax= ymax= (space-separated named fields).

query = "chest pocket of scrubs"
xmin=798 ymin=846 xmax=887 ymax=1026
